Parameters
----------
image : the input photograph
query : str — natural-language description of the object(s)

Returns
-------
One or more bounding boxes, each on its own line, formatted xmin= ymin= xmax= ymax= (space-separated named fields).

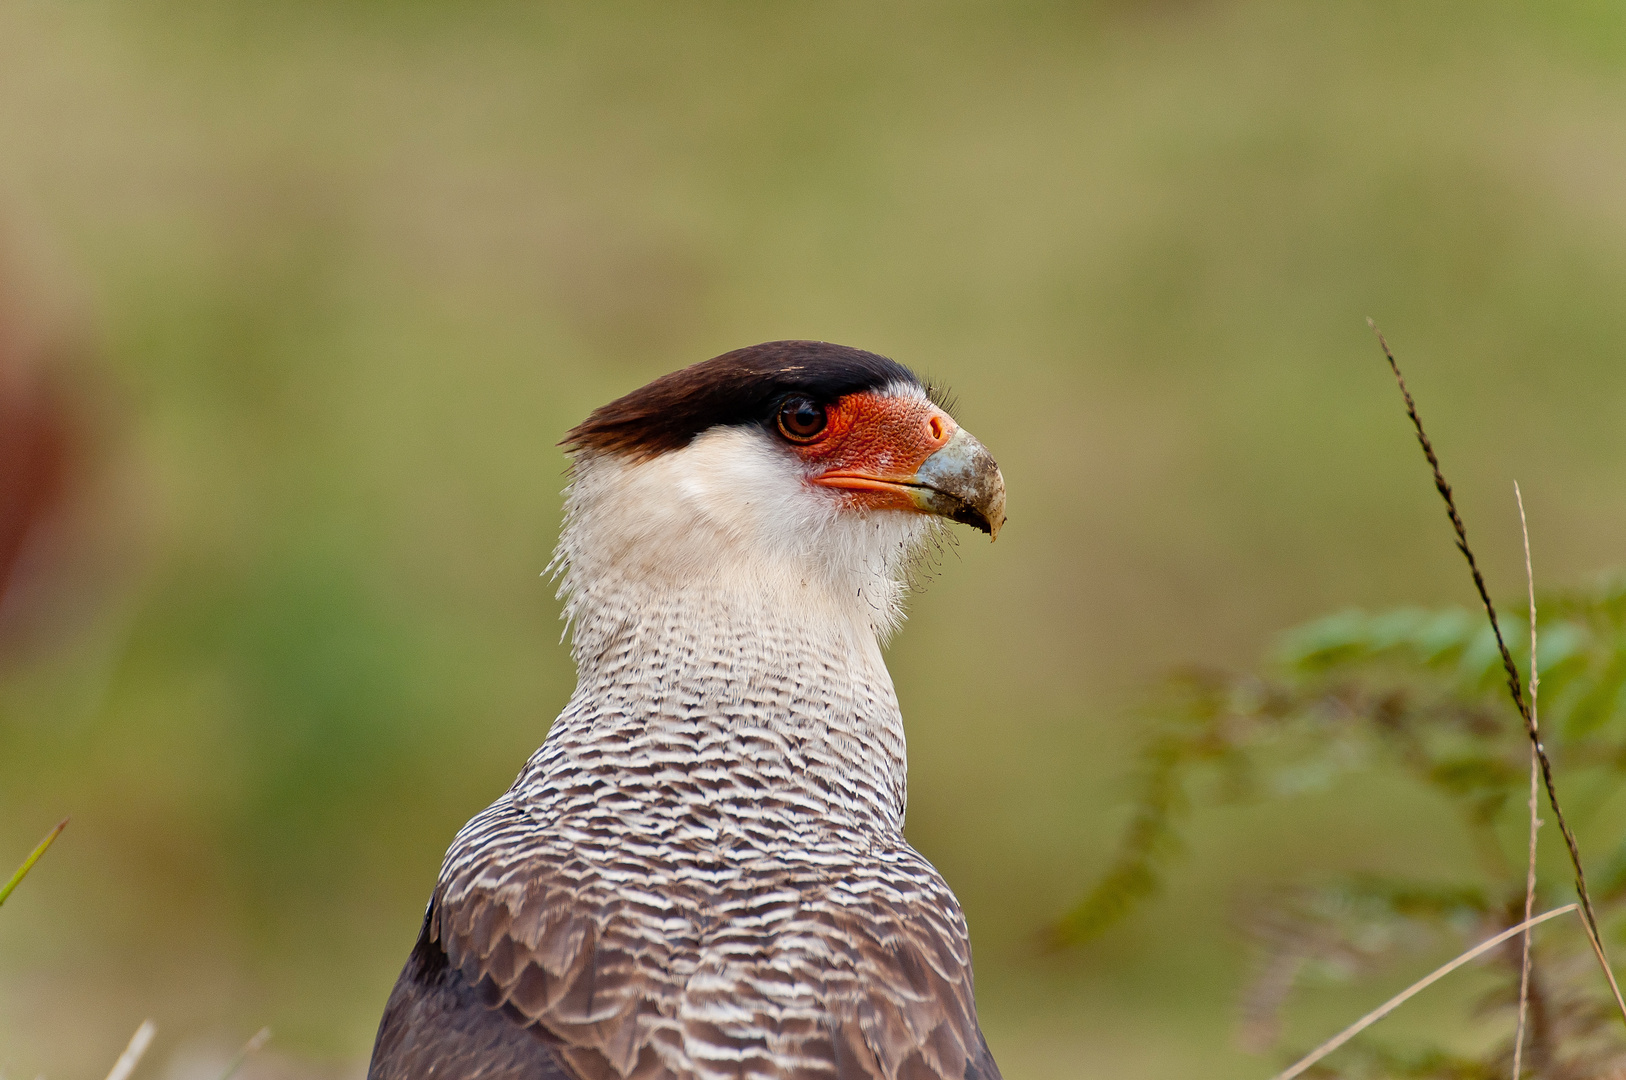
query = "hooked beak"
xmin=905 ymin=426 xmax=1007 ymax=540
xmin=813 ymin=423 xmax=1008 ymax=540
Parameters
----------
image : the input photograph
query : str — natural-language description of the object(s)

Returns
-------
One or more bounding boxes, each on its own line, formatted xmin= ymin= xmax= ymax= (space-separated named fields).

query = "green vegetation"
xmin=1074 ymin=584 xmax=1626 ymax=1076
xmin=0 ymin=820 xmax=65 ymax=910
xmin=4 ymin=2 xmax=1626 ymax=1076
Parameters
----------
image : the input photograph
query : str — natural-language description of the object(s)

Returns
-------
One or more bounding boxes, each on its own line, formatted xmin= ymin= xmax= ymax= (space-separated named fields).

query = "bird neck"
xmin=528 ymin=448 xmax=932 ymax=834
xmin=537 ymin=572 xmax=909 ymax=835
xmin=557 ymin=571 xmax=910 ymax=832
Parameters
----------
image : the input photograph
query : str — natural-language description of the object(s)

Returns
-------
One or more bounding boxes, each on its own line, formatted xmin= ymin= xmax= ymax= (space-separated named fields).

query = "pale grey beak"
xmin=907 ymin=427 xmax=1007 ymax=540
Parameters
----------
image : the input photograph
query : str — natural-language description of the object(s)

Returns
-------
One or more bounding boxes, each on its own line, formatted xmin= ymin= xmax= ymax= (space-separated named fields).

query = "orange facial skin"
xmin=792 ymin=392 xmax=957 ymax=513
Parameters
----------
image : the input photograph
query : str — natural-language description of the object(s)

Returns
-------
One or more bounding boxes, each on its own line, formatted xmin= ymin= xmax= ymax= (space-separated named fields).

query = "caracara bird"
xmin=369 ymin=341 xmax=1007 ymax=1080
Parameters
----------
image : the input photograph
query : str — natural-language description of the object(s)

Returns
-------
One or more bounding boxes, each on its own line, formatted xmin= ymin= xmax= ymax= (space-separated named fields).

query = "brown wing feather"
xmin=368 ymin=910 xmax=579 ymax=1080
xmin=421 ymin=803 xmax=1001 ymax=1080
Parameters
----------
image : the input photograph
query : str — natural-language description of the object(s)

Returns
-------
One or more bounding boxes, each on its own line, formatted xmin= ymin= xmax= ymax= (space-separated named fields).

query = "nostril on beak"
xmin=928 ymin=415 xmax=947 ymax=442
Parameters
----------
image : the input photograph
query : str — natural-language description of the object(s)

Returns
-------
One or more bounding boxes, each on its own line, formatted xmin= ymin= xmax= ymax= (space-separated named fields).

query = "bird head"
xmin=553 ymin=341 xmax=1005 ymax=640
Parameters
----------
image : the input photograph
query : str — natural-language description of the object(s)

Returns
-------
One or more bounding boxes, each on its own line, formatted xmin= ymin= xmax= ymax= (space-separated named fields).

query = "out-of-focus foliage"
xmin=1069 ymin=578 xmax=1626 ymax=1076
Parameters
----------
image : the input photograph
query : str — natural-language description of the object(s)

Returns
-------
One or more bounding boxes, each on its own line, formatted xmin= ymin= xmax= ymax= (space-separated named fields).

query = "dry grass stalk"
xmin=1368 ymin=318 xmax=1626 ymax=1029
xmin=0 ymin=818 xmax=67 ymax=909
xmin=1512 ymin=481 xmax=1542 ymax=1080
xmin=218 ymin=1027 xmax=272 ymax=1080
xmin=103 ymin=1020 xmax=155 ymax=1080
xmin=1271 ymin=904 xmax=1578 ymax=1080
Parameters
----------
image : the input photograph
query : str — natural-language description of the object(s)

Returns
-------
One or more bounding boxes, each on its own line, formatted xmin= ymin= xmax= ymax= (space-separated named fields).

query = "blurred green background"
xmin=4 ymin=1 xmax=1626 ymax=1076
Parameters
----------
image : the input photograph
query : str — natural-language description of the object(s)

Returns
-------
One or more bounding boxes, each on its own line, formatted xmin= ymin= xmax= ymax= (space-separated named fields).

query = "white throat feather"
xmin=551 ymin=419 xmax=942 ymax=663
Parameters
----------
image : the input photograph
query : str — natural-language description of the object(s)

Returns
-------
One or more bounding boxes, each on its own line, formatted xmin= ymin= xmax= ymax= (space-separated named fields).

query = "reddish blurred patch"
xmin=0 ymin=371 xmax=71 ymax=596
xmin=0 ymin=302 xmax=85 ymax=652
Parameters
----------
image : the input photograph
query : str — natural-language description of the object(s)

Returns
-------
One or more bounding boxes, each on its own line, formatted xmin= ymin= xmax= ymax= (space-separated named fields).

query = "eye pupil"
xmin=778 ymin=397 xmax=828 ymax=441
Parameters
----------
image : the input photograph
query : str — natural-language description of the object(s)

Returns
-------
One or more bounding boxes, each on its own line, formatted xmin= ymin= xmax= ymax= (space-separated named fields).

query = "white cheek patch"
xmin=553 ymin=425 xmax=937 ymax=642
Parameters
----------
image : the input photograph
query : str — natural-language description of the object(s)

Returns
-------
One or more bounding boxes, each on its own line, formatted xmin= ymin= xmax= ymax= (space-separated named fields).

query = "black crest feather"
xmin=563 ymin=341 xmax=923 ymax=459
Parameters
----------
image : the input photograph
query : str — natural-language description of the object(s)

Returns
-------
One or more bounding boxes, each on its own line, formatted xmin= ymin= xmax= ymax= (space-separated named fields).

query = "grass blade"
xmin=1512 ymin=481 xmax=1541 ymax=1080
xmin=1370 ymin=320 xmax=1626 ymax=1029
xmin=218 ymin=1027 xmax=271 ymax=1080
xmin=0 ymin=818 xmax=68 ymax=909
xmin=104 ymin=1020 xmax=156 ymax=1080
xmin=1271 ymin=904 xmax=1578 ymax=1080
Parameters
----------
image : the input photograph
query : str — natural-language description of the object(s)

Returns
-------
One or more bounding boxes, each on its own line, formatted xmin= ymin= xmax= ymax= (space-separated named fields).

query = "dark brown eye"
xmin=776 ymin=396 xmax=828 ymax=442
